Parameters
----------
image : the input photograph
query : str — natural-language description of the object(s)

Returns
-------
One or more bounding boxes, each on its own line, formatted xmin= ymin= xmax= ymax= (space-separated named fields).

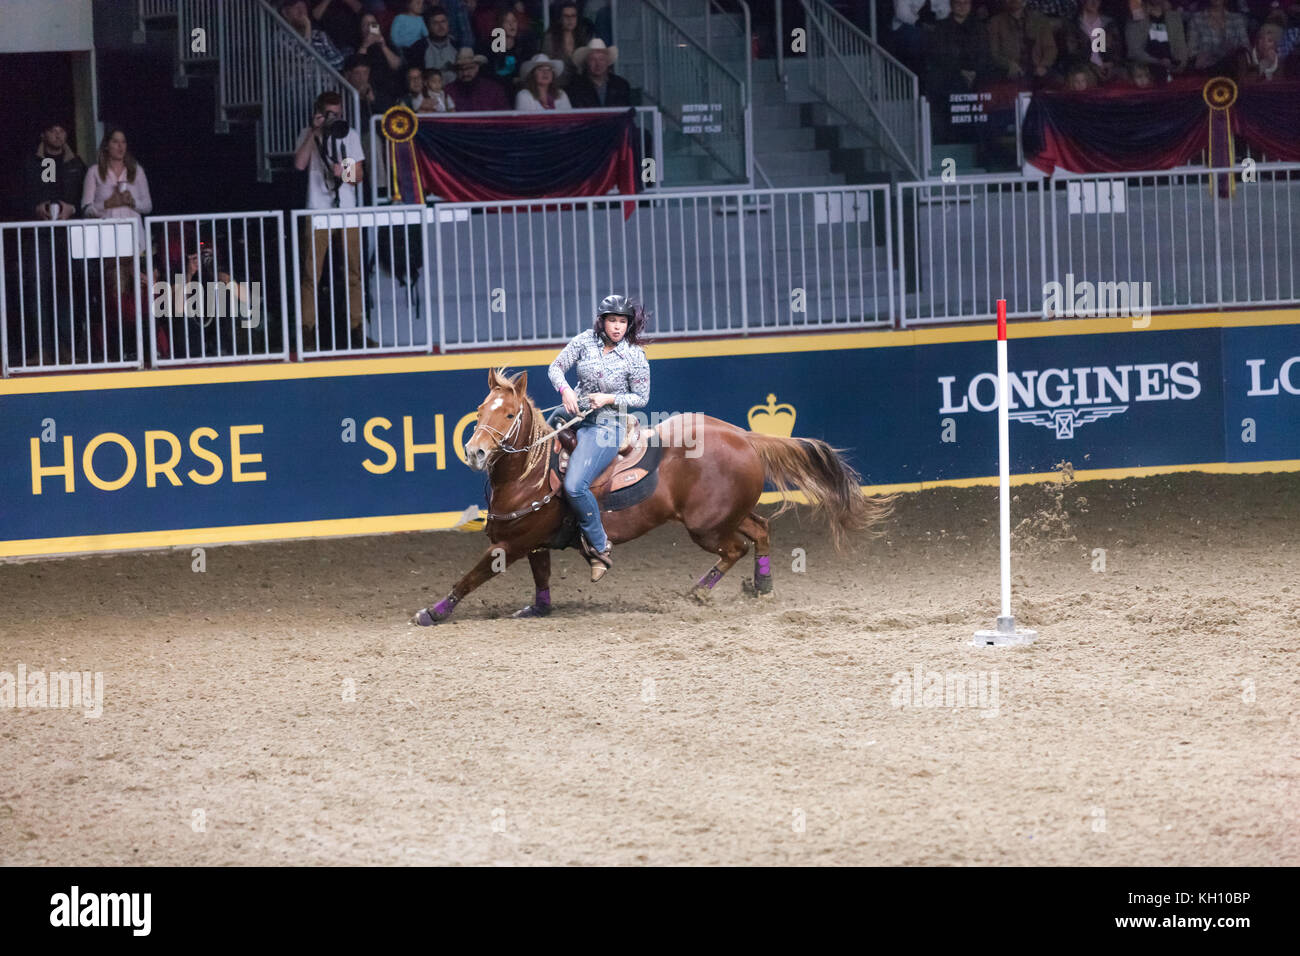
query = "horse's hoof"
xmin=755 ymin=573 xmax=773 ymax=595
xmin=512 ymin=603 xmax=552 ymax=619
xmin=410 ymin=608 xmax=441 ymax=626
xmin=688 ymin=587 xmax=712 ymax=605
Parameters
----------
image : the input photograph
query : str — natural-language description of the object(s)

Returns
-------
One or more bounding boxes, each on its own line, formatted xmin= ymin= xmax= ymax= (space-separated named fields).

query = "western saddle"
xmin=549 ymin=414 xmax=658 ymax=500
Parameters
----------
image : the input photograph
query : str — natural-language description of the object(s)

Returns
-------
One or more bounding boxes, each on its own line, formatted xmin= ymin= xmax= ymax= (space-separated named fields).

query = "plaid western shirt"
xmin=548 ymin=329 xmax=650 ymax=426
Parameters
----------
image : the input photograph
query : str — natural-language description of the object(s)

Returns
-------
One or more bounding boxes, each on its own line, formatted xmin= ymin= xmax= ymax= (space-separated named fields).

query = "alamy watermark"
xmin=890 ymin=665 xmax=999 ymax=717
xmin=1043 ymin=273 xmax=1152 ymax=327
xmin=1 ymin=664 xmax=103 ymax=718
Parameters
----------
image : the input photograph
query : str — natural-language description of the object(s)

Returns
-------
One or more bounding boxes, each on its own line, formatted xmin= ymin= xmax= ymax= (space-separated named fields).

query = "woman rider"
xmin=548 ymin=294 xmax=650 ymax=582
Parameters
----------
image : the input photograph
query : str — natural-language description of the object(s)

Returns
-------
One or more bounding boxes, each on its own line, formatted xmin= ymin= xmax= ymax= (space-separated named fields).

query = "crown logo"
xmin=747 ymin=393 xmax=796 ymax=437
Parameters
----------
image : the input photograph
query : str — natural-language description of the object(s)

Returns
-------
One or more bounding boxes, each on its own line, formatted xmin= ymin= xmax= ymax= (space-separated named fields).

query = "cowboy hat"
xmin=573 ymin=38 xmax=618 ymax=70
xmin=452 ymin=46 xmax=488 ymax=66
xmin=517 ymin=52 xmax=564 ymax=81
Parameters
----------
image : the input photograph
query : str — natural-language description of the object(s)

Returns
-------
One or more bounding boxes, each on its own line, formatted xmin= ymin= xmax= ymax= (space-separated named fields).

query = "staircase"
xmin=134 ymin=0 xmax=358 ymax=182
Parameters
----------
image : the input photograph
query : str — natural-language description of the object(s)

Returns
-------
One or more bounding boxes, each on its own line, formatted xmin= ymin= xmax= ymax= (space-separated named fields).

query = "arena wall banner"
xmin=1 ymin=311 xmax=1297 ymax=558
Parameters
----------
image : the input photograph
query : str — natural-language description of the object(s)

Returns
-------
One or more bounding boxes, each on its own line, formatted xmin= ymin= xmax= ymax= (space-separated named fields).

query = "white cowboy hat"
xmin=451 ymin=46 xmax=488 ymax=66
xmin=517 ymin=52 xmax=564 ymax=81
xmin=573 ymin=38 xmax=618 ymax=70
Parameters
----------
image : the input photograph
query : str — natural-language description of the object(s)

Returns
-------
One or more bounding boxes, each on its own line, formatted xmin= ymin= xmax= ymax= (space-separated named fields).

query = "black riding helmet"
xmin=597 ymin=294 xmax=635 ymax=319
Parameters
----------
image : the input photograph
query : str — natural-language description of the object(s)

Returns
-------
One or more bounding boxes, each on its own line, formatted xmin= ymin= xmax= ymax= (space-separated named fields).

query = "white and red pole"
xmin=974 ymin=299 xmax=1037 ymax=647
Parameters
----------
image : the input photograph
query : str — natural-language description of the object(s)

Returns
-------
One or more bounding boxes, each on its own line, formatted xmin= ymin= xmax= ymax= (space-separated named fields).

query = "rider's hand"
xmin=588 ymin=393 xmax=614 ymax=409
xmin=562 ymin=387 xmax=580 ymax=416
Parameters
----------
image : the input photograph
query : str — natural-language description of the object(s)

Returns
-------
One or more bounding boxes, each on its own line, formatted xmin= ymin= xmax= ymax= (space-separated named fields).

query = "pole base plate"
xmin=972 ymin=615 xmax=1037 ymax=647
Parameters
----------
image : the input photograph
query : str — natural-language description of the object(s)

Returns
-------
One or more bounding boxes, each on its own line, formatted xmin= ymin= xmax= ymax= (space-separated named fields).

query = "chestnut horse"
xmin=410 ymin=368 xmax=894 ymax=625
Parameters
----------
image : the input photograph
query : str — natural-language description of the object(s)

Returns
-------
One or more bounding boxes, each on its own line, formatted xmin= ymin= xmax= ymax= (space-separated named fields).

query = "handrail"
xmin=798 ymin=0 xmax=921 ymax=179
xmin=623 ymin=0 xmax=750 ymax=184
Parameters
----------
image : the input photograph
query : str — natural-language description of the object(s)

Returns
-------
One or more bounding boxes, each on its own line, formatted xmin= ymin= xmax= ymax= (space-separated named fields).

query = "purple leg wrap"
xmin=756 ymin=555 xmax=771 ymax=575
xmin=433 ymin=594 xmax=458 ymax=617
xmin=535 ymin=588 xmax=551 ymax=607
xmin=697 ymin=567 xmax=724 ymax=590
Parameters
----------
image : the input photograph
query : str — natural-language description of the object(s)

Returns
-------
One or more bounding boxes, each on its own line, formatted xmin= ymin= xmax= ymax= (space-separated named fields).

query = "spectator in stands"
xmin=1125 ymin=0 xmax=1190 ymax=80
xmin=421 ymin=68 xmax=455 ymax=110
xmin=1065 ymin=61 xmax=1098 ymax=85
xmin=438 ymin=0 xmax=476 ymax=49
xmin=417 ymin=6 xmax=461 ymax=78
xmin=1188 ymin=0 xmax=1250 ymax=71
xmin=889 ymin=1 xmax=950 ymax=78
xmin=20 ymin=120 xmax=85 ymax=222
xmin=542 ymin=2 xmax=594 ymax=81
xmin=1024 ymin=0 xmax=1078 ymax=22
xmin=1063 ymin=0 xmax=1123 ymax=81
xmin=480 ymin=7 xmax=539 ymax=90
xmin=391 ymin=0 xmax=431 ymax=52
xmin=475 ymin=1 xmax=535 ymax=43
xmin=293 ymin=91 xmax=366 ymax=344
xmin=989 ymin=0 xmax=1059 ymax=81
xmin=926 ymin=0 xmax=994 ymax=101
xmin=446 ymin=46 xmax=511 ymax=109
xmin=1127 ymin=60 xmax=1155 ymax=85
xmin=81 ymin=127 xmax=152 ymax=238
xmin=344 ymin=54 xmax=395 ymax=130
xmin=1233 ymin=20 xmax=1286 ymax=75
xmin=1277 ymin=4 xmax=1300 ymax=60
xmin=281 ymin=0 xmax=345 ymax=70
xmin=399 ymin=65 xmax=428 ymax=108
xmin=515 ymin=53 xmax=571 ymax=110
xmin=312 ymin=0 xmax=364 ymax=56
xmin=17 ymin=120 xmax=87 ymax=366
xmin=566 ymin=38 xmax=631 ymax=108
xmin=81 ymin=128 xmax=153 ymax=361
xmin=356 ymin=13 xmax=405 ymax=94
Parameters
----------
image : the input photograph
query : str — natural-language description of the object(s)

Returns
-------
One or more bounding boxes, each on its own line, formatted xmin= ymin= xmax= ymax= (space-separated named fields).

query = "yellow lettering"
xmin=452 ymin=412 xmax=478 ymax=466
xmin=403 ymin=415 xmax=445 ymax=471
xmin=30 ymin=436 xmax=76 ymax=494
xmin=363 ymin=417 xmax=397 ymax=474
xmin=187 ymin=427 xmax=224 ymax=485
xmin=82 ymin=433 xmax=138 ymax=491
xmin=145 ymin=430 xmax=183 ymax=487
xmin=230 ymin=425 xmax=266 ymax=482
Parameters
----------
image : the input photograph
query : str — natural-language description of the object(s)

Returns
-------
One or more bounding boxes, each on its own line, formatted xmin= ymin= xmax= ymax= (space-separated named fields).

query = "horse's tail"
xmin=744 ymin=433 xmax=895 ymax=551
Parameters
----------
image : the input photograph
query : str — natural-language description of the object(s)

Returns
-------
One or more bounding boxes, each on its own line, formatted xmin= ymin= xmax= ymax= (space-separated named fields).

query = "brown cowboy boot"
xmin=580 ymin=534 xmax=613 ymax=582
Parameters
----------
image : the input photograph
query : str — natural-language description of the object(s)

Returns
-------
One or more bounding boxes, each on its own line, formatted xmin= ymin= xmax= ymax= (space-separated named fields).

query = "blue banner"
xmin=2 ymin=317 xmax=1296 ymax=557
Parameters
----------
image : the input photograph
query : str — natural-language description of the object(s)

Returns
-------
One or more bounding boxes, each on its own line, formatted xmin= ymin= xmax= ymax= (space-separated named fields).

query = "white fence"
xmin=5 ymin=169 xmax=1300 ymax=374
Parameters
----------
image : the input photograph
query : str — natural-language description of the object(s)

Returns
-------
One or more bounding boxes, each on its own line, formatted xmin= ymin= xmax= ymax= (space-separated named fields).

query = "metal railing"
xmin=367 ymin=108 xmax=665 ymax=205
xmin=256 ymin=0 xmax=360 ymax=181
xmin=1049 ymin=165 xmax=1300 ymax=315
xmin=145 ymin=212 xmax=290 ymax=366
xmin=289 ymin=205 xmax=434 ymax=357
xmin=898 ymin=176 xmax=1049 ymax=325
xmin=7 ymin=168 xmax=1300 ymax=372
xmin=897 ymin=164 xmax=1300 ymax=326
xmin=614 ymin=0 xmax=751 ymax=185
xmin=137 ymin=0 xmax=358 ymax=182
xmin=431 ymin=185 xmax=894 ymax=350
xmin=800 ymin=0 xmax=922 ymax=180
xmin=1 ymin=220 xmax=145 ymax=374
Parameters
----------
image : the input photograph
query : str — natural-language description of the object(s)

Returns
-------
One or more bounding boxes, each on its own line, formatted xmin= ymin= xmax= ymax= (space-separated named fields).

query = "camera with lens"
xmin=321 ymin=109 xmax=350 ymax=140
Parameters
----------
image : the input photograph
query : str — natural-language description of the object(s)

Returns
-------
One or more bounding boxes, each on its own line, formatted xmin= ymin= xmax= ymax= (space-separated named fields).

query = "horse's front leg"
xmin=511 ymin=548 xmax=552 ymax=619
xmin=411 ymin=540 xmax=523 ymax=626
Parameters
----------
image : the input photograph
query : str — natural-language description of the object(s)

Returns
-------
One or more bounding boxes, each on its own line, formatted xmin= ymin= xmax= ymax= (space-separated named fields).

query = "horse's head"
xmin=465 ymin=367 xmax=530 ymax=471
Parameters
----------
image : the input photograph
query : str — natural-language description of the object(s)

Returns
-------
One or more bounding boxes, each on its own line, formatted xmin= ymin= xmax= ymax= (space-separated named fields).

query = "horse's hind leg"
xmin=738 ymin=511 xmax=774 ymax=596
xmin=686 ymin=524 xmax=751 ymax=602
xmin=512 ymin=548 xmax=553 ymax=619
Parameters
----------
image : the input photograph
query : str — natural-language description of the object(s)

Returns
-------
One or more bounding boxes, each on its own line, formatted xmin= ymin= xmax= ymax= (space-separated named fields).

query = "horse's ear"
xmin=511 ymin=370 xmax=528 ymax=394
xmin=488 ymin=367 xmax=507 ymax=390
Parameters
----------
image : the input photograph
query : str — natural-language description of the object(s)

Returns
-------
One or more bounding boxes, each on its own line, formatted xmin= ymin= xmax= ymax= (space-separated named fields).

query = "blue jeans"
xmin=562 ymin=417 xmax=624 ymax=553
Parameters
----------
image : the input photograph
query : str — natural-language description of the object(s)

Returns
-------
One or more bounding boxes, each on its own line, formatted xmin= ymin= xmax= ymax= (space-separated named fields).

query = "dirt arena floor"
xmin=1 ymin=470 xmax=1296 ymax=866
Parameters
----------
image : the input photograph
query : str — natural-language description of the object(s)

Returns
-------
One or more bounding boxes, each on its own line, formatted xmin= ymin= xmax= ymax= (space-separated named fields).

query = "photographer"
xmin=293 ymin=91 xmax=367 ymax=346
